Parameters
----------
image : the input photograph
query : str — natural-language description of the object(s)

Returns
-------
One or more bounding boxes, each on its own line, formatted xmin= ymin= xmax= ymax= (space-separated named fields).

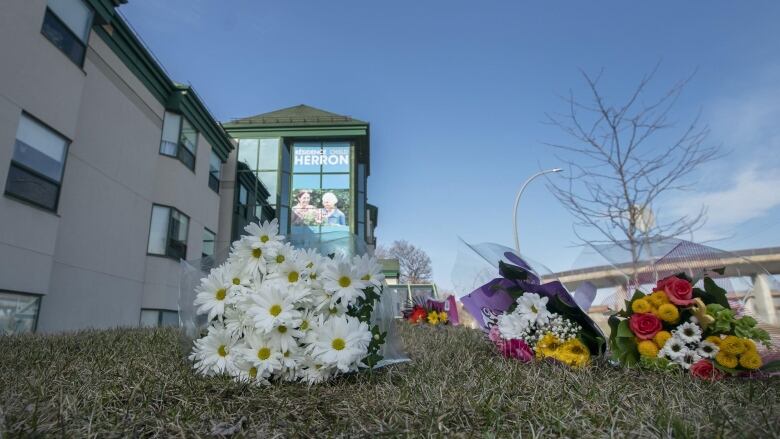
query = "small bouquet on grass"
xmin=462 ymin=253 xmax=605 ymax=368
xmin=403 ymin=296 xmax=458 ymax=326
xmin=188 ymin=219 xmax=388 ymax=385
xmin=608 ymin=273 xmax=777 ymax=380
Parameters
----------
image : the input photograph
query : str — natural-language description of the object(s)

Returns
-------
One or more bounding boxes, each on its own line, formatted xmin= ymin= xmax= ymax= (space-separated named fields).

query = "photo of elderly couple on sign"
xmin=291 ymin=189 xmax=347 ymax=226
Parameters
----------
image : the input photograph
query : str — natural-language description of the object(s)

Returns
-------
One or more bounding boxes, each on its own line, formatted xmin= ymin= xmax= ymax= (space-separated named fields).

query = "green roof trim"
xmin=91 ymin=4 xmax=234 ymax=161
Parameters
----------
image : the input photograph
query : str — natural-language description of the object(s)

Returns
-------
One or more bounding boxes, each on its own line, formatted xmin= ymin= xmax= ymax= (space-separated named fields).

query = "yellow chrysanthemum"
xmin=653 ymin=331 xmax=672 ymax=348
xmin=721 ymin=336 xmax=746 ymax=355
xmin=705 ymin=335 xmax=722 ymax=346
xmin=742 ymin=339 xmax=757 ymax=353
xmin=553 ymin=339 xmax=590 ymax=368
xmin=657 ymin=303 xmax=680 ymax=323
xmin=535 ymin=333 xmax=561 ymax=359
xmin=426 ymin=311 xmax=439 ymax=325
xmin=715 ymin=351 xmax=738 ymax=369
xmin=739 ymin=351 xmax=762 ymax=370
xmin=648 ymin=290 xmax=670 ymax=307
xmin=438 ymin=311 xmax=448 ymax=323
xmin=632 ymin=298 xmax=653 ymax=314
xmin=638 ymin=340 xmax=659 ymax=357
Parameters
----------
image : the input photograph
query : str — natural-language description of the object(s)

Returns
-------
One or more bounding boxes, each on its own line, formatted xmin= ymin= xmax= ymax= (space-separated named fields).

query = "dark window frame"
xmin=202 ymin=226 xmax=216 ymax=259
xmin=40 ymin=2 xmax=93 ymax=67
xmin=146 ymin=203 xmax=190 ymax=261
xmin=208 ymin=150 xmax=221 ymax=193
xmin=159 ymin=112 xmax=198 ymax=173
xmin=4 ymin=112 xmax=71 ymax=213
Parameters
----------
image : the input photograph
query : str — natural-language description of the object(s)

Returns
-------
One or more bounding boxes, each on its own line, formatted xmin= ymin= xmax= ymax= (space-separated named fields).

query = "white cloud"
xmin=670 ymin=166 xmax=780 ymax=240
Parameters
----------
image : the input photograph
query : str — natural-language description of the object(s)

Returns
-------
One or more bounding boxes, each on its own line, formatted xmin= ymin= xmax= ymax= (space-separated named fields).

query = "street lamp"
xmin=513 ymin=168 xmax=562 ymax=253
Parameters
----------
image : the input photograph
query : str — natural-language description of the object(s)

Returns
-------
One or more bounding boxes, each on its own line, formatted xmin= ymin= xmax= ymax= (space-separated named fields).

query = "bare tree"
xmin=546 ymin=65 xmax=721 ymax=274
xmin=383 ymin=240 xmax=433 ymax=284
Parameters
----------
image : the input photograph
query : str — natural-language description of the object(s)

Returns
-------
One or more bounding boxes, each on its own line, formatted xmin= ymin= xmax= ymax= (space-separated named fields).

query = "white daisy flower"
xmin=229 ymin=237 xmax=268 ymax=275
xmin=244 ymin=219 xmax=284 ymax=246
xmin=674 ymin=322 xmax=703 ymax=344
xmin=514 ymin=293 xmax=552 ymax=327
xmin=661 ymin=337 xmax=689 ymax=361
xmin=232 ymin=360 xmax=271 ymax=386
xmin=308 ymin=315 xmax=372 ymax=372
xmin=246 ymin=285 xmax=302 ymax=333
xmin=268 ymin=322 xmax=303 ymax=352
xmin=322 ymin=257 xmax=369 ymax=307
xmin=497 ymin=312 xmax=529 ymax=340
xmin=193 ymin=266 xmax=232 ymax=321
xmin=238 ymin=332 xmax=283 ymax=378
xmin=189 ymin=325 xmax=239 ymax=375
xmin=265 ymin=243 xmax=296 ymax=272
xmin=676 ymin=350 xmax=702 ymax=370
xmin=353 ymin=254 xmax=385 ymax=289
xmin=225 ymin=262 xmax=253 ymax=290
xmin=224 ymin=303 xmax=253 ymax=339
xmin=298 ymin=355 xmax=336 ymax=385
xmin=266 ymin=258 xmax=309 ymax=287
xmin=696 ymin=340 xmax=719 ymax=359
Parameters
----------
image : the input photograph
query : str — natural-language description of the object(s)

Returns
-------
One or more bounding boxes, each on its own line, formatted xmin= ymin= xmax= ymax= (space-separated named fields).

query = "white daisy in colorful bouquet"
xmin=461 ymin=252 xmax=606 ymax=368
xmin=188 ymin=219 xmax=390 ymax=385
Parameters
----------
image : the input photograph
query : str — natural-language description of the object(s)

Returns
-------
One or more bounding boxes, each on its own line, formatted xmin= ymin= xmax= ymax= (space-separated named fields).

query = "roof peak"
xmin=226 ymin=104 xmax=368 ymax=127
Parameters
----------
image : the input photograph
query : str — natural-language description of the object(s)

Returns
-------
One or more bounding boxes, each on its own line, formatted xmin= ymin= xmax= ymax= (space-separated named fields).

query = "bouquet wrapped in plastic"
xmin=459 ymin=244 xmax=605 ymax=368
xmin=182 ymin=220 xmax=405 ymax=385
xmin=403 ymin=294 xmax=460 ymax=326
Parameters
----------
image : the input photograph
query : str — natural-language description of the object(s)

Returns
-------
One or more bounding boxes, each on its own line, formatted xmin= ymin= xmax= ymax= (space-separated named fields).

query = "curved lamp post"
xmin=513 ymin=168 xmax=562 ymax=253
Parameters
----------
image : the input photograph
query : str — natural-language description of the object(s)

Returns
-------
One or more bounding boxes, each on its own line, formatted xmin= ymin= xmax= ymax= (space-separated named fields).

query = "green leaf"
xmin=616 ymin=319 xmax=634 ymax=338
xmin=712 ymin=361 xmax=740 ymax=376
xmin=702 ymin=277 xmax=731 ymax=309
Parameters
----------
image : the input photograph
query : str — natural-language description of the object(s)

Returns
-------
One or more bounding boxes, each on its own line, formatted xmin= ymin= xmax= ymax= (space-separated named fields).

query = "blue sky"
xmin=122 ymin=1 xmax=780 ymax=289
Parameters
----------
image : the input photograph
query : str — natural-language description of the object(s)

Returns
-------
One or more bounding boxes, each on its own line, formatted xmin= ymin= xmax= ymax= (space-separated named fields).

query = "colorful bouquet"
xmin=188 ymin=219 xmax=388 ymax=385
xmin=608 ymin=273 xmax=776 ymax=380
xmin=462 ymin=253 xmax=605 ymax=368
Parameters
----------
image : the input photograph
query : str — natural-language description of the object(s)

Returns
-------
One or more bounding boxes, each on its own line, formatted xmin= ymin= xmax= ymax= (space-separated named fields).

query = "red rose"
xmin=629 ymin=313 xmax=662 ymax=340
xmin=690 ymin=359 xmax=725 ymax=381
xmin=663 ymin=277 xmax=695 ymax=306
xmin=655 ymin=276 xmax=675 ymax=292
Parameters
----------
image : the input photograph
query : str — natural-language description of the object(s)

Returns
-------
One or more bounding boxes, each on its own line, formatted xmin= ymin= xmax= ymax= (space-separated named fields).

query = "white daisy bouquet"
xmin=187 ymin=219 xmax=390 ymax=385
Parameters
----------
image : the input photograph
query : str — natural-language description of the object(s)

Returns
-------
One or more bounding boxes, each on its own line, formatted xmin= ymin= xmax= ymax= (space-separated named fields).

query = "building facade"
xmin=223 ymin=105 xmax=378 ymax=250
xmin=0 ymin=0 xmax=246 ymax=333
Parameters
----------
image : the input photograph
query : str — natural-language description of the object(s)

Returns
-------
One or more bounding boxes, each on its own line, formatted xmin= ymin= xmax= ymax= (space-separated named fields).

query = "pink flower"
xmin=662 ymin=276 xmax=695 ymax=306
xmin=488 ymin=326 xmax=502 ymax=344
xmin=501 ymin=339 xmax=534 ymax=362
xmin=629 ymin=313 xmax=662 ymax=340
xmin=690 ymin=359 xmax=725 ymax=381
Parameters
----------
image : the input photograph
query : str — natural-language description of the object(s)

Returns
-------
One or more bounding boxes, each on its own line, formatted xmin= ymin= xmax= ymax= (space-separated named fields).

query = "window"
xmin=0 ymin=291 xmax=41 ymax=335
xmin=140 ymin=309 xmax=178 ymax=328
xmin=208 ymin=150 xmax=221 ymax=193
xmin=147 ymin=205 xmax=189 ymax=260
xmin=5 ymin=113 xmax=69 ymax=211
xmin=160 ymin=112 xmax=197 ymax=171
xmin=202 ymin=227 xmax=215 ymax=259
xmin=291 ymin=142 xmax=351 ymax=235
xmin=41 ymin=0 xmax=93 ymax=66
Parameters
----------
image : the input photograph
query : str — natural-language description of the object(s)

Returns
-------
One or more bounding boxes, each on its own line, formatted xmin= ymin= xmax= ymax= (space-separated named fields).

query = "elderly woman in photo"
xmin=318 ymin=192 xmax=346 ymax=226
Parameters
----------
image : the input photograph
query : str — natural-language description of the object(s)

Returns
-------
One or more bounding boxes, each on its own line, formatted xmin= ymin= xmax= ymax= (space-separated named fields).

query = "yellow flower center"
xmin=328 ymin=307 xmax=338 ymax=315
xmin=276 ymin=255 xmax=285 ymax=264
xmin=252 ymin=248 xmax=262 ymax=258
xmin=288 ymin=271 xmax=299 ymax=283
xmin=257 ymin=347 xmax=271 ymax=360
xmin=278 ymin=325 xmax=287 ymax=334
xmin=531 ymin=305 xmax=538 ymax=313
xmin=284 ymin=351 xmax=290 ymax=358
xmin=300 ymin=320 xmax=309 ymax=330
xmin=306 ymin=262 xmax=314 ymax=269
xmin=232 ymin=278 xmax=241 ymax=285
xmin=260 ymin=235 xmax=269 ymax=243
xmin=310 ymin=273 xmax=317 ymax=280
xmin=249 ymin=367 xmax=257 ymax=378
xmin=338 ymin=276 xmax=351 ymax=288
xmin=332 ymin=338 xmax=346 ymax=351
xmin=361 ymin=274 xmax=370 ymax=281
xmin=217 ymin=345 xmax=227 ymax=357
xmin=215 ymin=288 xmax=227 ymax=300
xmin=269 ymin=304 xmax=282 ymax=316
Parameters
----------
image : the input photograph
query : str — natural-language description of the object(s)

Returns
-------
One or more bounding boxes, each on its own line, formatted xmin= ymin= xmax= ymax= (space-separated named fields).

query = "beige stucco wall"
xmin=0 ymin=1 xmax=232 ymax=332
